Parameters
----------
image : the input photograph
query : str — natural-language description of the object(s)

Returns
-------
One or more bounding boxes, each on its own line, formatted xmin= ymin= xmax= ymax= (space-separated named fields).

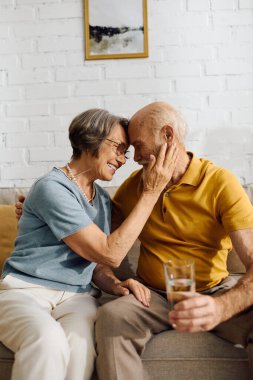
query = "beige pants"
xmin=0 ymin=275 xmax=99 ymax=380
xmin=95 ymin=275 xmax=253 ymax=380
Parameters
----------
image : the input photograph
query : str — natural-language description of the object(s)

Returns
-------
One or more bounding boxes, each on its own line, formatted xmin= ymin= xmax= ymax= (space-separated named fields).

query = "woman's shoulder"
xmin=29 ymin=168 xmax=74 ymax=200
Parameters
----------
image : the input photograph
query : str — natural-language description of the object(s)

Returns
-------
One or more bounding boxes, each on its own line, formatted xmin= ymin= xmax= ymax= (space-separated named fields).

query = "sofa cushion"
xmin=142 ymin=331 xmax=249 ymax=380
xmin=113 ymin=240 xmax=140 ymax=280
xmin=142 ymin=330 xmax=248 ymax=360
xmin=0 ymin=205 xmax=17 ymax=273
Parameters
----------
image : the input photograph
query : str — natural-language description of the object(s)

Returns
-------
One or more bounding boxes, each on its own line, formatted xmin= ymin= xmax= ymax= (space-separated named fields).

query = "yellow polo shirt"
xmin=113 ymin=154 xmax=253 ymax=291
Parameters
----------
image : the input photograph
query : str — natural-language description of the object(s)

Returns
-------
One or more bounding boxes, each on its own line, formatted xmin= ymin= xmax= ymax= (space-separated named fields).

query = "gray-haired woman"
xmin=0 ymin=109 xmax=178 ymax=380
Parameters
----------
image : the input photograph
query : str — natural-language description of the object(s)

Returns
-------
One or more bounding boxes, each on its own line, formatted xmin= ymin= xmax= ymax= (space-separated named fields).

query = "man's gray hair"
xmin=162 ymin=107 xmax=188 ymax=144
xmin=148 ymin=104 xmax=188 ymax=144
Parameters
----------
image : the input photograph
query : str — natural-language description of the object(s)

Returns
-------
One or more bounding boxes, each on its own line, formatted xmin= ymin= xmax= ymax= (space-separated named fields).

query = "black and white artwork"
xmin=85 ymin=0 xmax=148 ymax=60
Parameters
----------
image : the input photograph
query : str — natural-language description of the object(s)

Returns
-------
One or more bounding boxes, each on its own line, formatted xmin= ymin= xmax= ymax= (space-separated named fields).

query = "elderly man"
xmin=95 ymin=102 xmax=253 ymax=380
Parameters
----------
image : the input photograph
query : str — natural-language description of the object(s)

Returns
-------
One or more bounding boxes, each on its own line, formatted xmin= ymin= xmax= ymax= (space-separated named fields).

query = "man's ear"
xmin=161 ymin=125 xmax=174 ymax=145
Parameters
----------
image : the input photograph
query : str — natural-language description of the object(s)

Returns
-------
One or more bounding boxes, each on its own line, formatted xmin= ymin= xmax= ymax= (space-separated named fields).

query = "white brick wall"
xmin=0 ymin=0 xmax=253 ymax=187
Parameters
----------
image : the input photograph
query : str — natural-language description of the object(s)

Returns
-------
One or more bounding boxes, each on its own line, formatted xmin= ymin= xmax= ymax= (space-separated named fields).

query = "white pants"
xmin=0 ymin=275 xmax=99 ymax=380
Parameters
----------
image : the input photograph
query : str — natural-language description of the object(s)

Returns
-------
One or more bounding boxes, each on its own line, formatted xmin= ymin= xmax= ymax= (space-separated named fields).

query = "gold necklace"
xmin=66 ymin=163 xmax=95 ymax=204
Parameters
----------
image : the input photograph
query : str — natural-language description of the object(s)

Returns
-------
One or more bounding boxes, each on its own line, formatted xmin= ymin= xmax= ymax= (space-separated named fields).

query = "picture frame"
xmin=84 ymin=0 xmax=148 ymax=60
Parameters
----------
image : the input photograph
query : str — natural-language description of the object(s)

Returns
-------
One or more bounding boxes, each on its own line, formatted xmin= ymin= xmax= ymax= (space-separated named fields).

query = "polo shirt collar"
xmin=176 ymin=152 xmax=203 ymax=187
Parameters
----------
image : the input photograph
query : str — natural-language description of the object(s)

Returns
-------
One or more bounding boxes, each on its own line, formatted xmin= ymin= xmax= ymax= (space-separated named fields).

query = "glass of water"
xmin=163 ymin=259 xmax=195 ymax=311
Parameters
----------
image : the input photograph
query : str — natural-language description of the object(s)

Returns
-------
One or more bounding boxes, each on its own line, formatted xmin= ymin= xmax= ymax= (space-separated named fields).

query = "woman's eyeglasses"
xmin=105 ymin=138 xmax=130 ymax=159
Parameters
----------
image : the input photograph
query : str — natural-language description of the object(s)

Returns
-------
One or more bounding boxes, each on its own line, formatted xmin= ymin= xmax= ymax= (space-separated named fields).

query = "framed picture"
xmin=84 ymin=0 xmax=148 ymax=60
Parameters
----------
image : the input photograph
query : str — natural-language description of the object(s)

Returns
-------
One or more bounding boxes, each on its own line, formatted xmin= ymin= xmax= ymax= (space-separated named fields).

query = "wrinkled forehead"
xmin=129 ymin=107 xmax=160 ymax=131
xmin=128 ymin=117 xmax=155 ymax=145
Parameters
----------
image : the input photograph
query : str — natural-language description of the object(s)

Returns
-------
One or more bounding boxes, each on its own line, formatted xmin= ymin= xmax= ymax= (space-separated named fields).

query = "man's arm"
xmin=169 ymin=228 xmax=253 ymax=332
xmin=214 ymin=229 xmax=253 ymax=320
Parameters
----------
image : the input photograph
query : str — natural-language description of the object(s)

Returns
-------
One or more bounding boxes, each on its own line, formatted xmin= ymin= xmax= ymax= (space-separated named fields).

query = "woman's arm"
xmin=64 ymin=143 xmax=178 ymax=267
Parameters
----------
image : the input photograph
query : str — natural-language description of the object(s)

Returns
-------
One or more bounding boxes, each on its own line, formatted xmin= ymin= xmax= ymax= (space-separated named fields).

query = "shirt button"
xmin=165 ymin=192 xmax=170 ymax=197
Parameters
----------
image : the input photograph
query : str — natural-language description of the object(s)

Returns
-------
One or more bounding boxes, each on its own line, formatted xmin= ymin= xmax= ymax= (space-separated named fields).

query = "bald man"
xmin=95 ymin=102 xmax=253 ymax=380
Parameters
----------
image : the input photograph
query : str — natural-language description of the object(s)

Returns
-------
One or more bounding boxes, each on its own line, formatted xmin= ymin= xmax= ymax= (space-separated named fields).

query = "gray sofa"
xmin=0 ymin=185 xmax=252 ymax=380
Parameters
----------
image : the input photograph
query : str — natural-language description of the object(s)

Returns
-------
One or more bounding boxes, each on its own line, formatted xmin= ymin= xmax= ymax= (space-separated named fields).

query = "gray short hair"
xmin=148 ymin=106 xmax=188 ymax=144
xmin=69 ymin=109 xmax=128 ymax=159
xmin=162 ymin=108 xmax=188 ymax=144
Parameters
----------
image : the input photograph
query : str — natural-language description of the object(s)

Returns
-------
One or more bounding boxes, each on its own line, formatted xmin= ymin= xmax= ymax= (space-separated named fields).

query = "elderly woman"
xmin=0 ymin=109 xmax=177 ymax=380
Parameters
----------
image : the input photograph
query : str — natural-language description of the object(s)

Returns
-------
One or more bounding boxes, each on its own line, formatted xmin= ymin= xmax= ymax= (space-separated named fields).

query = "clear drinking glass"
xmin=163 ymin=259 xmax=196 ymax=310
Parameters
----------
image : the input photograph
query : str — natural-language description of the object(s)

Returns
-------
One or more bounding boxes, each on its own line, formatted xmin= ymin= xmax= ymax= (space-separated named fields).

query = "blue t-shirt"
xmin=3 ymin=168 xmax=112 ymax=293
